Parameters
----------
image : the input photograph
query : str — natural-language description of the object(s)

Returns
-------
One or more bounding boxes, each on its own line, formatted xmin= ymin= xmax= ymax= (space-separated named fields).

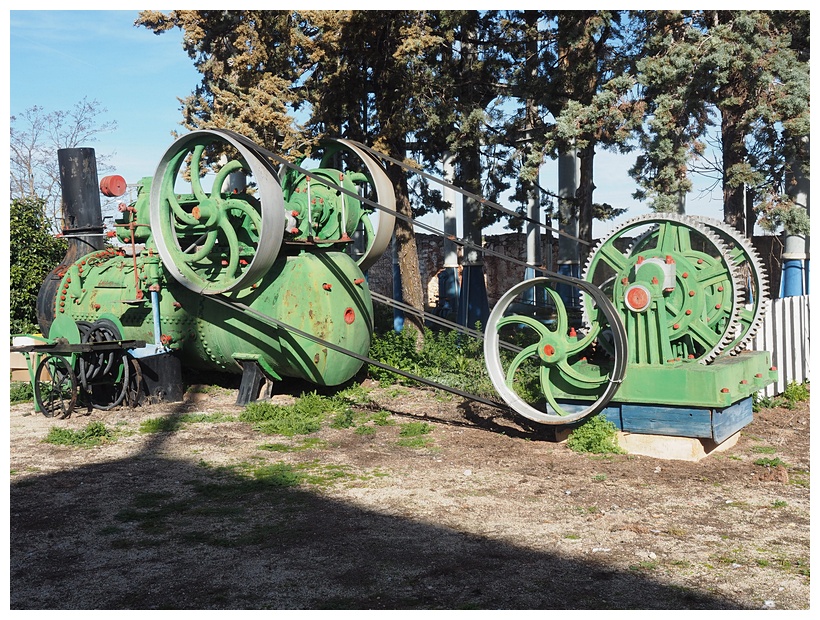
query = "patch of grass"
xmin=396 ymin=421 xmax=434 ymax=447
xmin=566 ymin=415 xmax=624 ymax=454
xmin=750 ymin=445 xmax=777 ymax=454
xmin=754 ymin=456 xmax=789 ymax=468
xmin=399 ymin=421 xmax=431 ymax=437
xmin=753 ymin=380 xmax=810 ymax=411
xmin=592 ymin=473 xmax=607 ymax=482
xmin=9 ymin=381 xmax=33 ymax=404
xmin=629 ymin=561 xmax=659 ymax=571
xmin=355 ymin=425 xmax=376 ymax=436
xmin=140 ymin=412 xmax=237 ymax=433
xmin=257 ymin=437 xmax=328 ymax=453
xmin=241 ymin=391 xmax=338 ymax=436
xmin=771 ymin=499 xmax=788 ymax=508
xmin=44 ymin=421 xmax=115 ymax=447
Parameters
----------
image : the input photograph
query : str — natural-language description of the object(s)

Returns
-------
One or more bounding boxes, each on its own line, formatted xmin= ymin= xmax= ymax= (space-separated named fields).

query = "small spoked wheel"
xmin=34 ymin=354 xmax=78 ymax=419
xmin=484 ymin=276 xmax=627 ymax=425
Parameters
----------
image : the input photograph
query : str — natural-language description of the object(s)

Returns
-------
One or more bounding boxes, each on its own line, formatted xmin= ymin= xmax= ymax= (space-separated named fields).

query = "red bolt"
xmin=755 ymin=373 xmax=763 ymax=378
xmin=60 ymin=295 xmax=66 ymax=301
xmin=323 ymin=283 xmax=332 ymax=291
xmin=665 ymin=255 xmax=674 ymax=264
xmin=93 ymin=303 xmax=100 ymax=310
xmin=160 ymin=334 xmax=172 ymax=345
xmin=673 ymin=323 xmax=680 ymax=330
xmin=697 ymin=258 xmax=704 ymax=264
xmin=715 ymin=304 xmax=721 ymax=309
xmin=354 ymin=278 xmax=365 ymax=285
xmin=685 ymin=309 xmax=692 ymax=315
xmin=682 ymin=272 xmax=688 ymax=278
xmin=651 ymin=276 xmax=659 ymax=285
xmin=221 ymin=260 xmax=229 ymax=266
xmin=689 ymin=291 xmax=695 ymax=297
xmin=740 ymin=380 xmax=748 ymax=385
xmin=569 ymin=327 xmax=577 ymax=338
xmin=173 ymin=302 xmax=182 ymax=309
xmin=291 ymin=228 xmax=300 ymax=234
xmin=688 ymin=354 xmax=695 ymax=359
xmin=637 ymin=256 xmax=644 ymax=264
xmin=239 ymin=259 xmax=248 ymax=266
xmin=770 ymin=366 xmax=777 ymax=371
xmin=717 ymin=286 xmax=724 ymax=292
xmin=721 ymin=388 xmax=729 ymax=393
xmin=543 ymin=344 xmax=555 ymax=356
xmin=292 ymin=210 xmax=299 ymax=217
xmin=621 ymin=277 xmax=628 ymax=285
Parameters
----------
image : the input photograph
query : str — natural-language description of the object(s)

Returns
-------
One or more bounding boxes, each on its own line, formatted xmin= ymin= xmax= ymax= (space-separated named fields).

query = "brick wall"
xmin=367 ymin=232 xmax=784 ymax=310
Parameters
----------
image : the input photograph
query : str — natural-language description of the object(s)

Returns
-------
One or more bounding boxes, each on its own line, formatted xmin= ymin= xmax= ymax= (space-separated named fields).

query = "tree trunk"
xmin=386 ymin=161 xmax=425 ymax=343
xmin=577 ymin=143 xmax=595 ymax=267
xmin=722 ymin=108 xmax=748 ymax=234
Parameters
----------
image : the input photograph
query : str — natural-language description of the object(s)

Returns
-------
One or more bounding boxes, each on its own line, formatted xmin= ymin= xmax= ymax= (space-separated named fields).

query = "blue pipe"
xmin=781 ymin=259 xmax=808 ymax=297
xmin=151 ymin=290 xmax=163 ymax=345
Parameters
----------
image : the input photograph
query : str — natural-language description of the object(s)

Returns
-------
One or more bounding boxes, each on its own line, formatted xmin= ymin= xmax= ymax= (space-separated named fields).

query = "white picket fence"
xmin=747 ymin=295 xmax=811 ymax=396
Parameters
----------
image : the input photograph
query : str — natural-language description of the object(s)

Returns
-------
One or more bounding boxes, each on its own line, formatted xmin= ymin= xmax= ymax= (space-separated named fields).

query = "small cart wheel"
xmin=34 ymin=354 xmax=78 ymax=419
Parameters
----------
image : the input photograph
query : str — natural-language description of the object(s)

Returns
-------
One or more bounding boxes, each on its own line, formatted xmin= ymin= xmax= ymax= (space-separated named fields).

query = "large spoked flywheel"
xmin=582 ymin=214 xmax=742 ymax=365
xmin=484 ymin=276 xmax=628 ymax=425
xmin=150 ymin=129 xmax=285 ymax=294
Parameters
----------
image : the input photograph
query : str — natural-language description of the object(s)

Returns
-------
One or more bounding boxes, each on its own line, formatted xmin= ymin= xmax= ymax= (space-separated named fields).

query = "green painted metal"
xmin=43 ymin=130 xmax=394 ymax=388
xmin=486 ymin=214 xmax=778 ymax=430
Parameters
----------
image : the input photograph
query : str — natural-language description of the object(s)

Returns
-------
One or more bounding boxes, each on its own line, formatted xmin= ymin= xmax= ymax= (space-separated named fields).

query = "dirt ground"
xmin=8 ymin=378 xmax=811 ymax=610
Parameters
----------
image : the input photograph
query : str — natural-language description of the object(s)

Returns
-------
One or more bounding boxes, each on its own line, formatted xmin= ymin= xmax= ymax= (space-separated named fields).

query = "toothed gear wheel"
xmin=690 ymin=216 xmax=770 ymax=353
xmin=581 ymin=213 xmax=743 ymax=365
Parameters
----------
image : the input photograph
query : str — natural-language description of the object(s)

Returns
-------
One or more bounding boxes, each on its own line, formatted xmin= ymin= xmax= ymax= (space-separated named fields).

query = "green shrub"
xmin=566 ymin=415 xmax=624 ymax=454
xmin=9 ymin=381 xmax=33 ymax=404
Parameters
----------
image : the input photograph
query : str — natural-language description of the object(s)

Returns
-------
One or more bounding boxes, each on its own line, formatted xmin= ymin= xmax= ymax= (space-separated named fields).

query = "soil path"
xmin=9 ymin=383 xmax=810 ymax=610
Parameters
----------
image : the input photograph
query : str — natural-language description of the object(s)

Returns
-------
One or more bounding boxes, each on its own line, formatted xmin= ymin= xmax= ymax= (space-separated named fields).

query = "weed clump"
xmin=566 ymin=415 xmax=624 ymax=454
xmin=9 ymin=381 xmax=33 ymax=404
xmin=45 ymin=421 xmax=115 ymax=447
xmin=240 ymin=391 xmax=351 ymax=436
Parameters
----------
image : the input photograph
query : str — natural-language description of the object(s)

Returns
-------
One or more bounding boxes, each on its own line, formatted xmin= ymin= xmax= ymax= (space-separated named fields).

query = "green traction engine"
xmin=484 ymin=214 xmax=777 ymax=443
xmin=34 ymin=130 xmax=395 ymax=415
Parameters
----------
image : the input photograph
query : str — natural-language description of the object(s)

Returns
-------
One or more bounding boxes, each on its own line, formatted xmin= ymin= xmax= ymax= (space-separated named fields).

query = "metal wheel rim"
xmin=484 ymin=276 xmax=627 ymax=425
xmin=150 ymin=129 xmax=285 ymax=294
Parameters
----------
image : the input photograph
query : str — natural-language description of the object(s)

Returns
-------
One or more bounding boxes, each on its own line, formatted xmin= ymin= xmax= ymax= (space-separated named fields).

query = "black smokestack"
xmin=36 ymin=148 xmax=105 ymax=336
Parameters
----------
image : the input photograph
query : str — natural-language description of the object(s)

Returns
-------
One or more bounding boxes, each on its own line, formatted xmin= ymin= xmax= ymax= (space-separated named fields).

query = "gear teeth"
xmin=692 ymin=215 xmax=770 ymax=353
xmin=582 ymin=213 xmax=743 ymax=364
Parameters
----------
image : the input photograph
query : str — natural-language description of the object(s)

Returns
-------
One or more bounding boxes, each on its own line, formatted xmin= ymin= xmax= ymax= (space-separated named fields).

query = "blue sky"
xmin=9 ymin=10 xmax=201 ymax=186
xmin=7 ymin=9 xmax=728 ymax=238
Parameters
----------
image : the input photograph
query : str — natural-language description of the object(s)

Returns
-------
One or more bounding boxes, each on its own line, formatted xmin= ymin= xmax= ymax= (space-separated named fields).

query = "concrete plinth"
xmin=615 ymin=430 xmax=741 ymax=462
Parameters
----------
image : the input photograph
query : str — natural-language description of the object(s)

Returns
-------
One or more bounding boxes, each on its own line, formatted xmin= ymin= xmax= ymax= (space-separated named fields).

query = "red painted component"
xmin=354 ymin=278 xmax=365 ymax=285
xmin=322 ymin=283 xmax=332 ymax=291
xmin=626 ymin=286 xmax=649 ymax=311
xmin=543 ymin=344 xmax=555 ymax=356
xmin=344 ymin=307 xmax=355 ymax=324
xmin=100 ymin=175 xmax=127 ymax=197
xmin=720 ymin=388 xmax=729 ymax=393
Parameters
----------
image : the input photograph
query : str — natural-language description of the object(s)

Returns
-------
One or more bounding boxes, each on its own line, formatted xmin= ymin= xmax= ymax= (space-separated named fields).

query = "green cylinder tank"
xmin=48 ymin=249 xmax=372 ymax=386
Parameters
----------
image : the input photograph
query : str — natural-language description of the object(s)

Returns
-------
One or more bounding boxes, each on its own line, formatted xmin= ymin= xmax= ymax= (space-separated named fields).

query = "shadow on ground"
xmin=11 ymin=407 xmax=747 ymax=610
